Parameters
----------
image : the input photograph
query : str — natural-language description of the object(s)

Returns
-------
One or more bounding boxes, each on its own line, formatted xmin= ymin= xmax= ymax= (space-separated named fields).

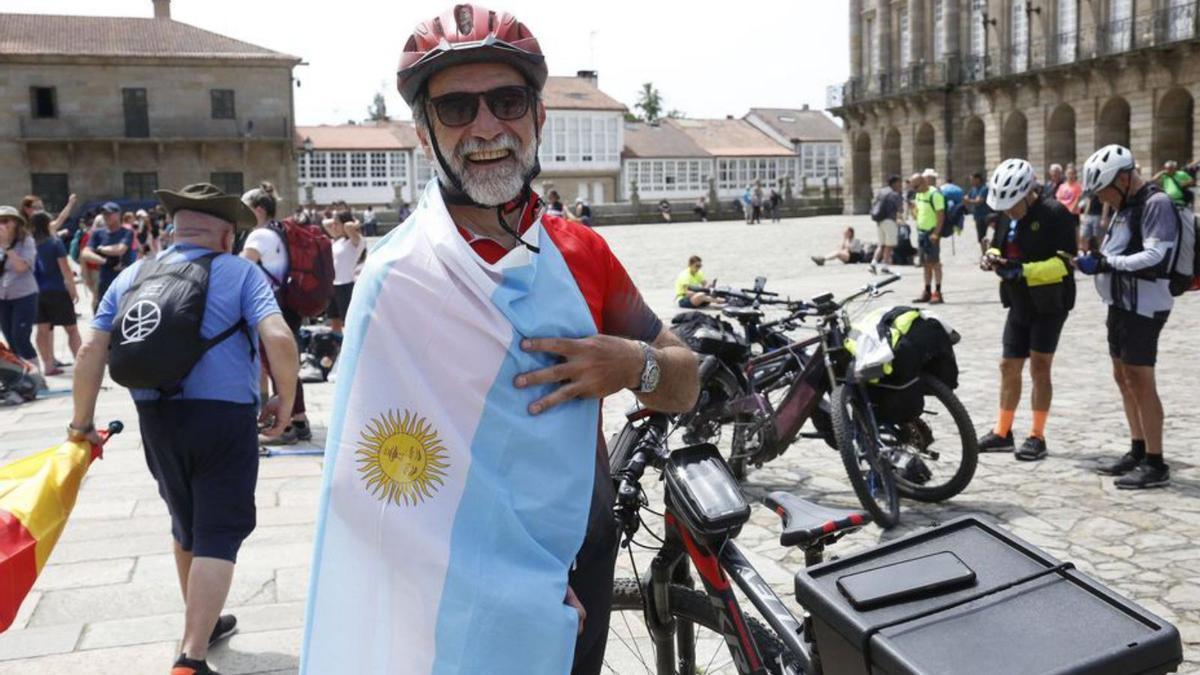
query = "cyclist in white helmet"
xmin=977 ymin=159 xmax=1077 ymax=462
xmin=1077 ymin=144 xmax=1175 ymax=489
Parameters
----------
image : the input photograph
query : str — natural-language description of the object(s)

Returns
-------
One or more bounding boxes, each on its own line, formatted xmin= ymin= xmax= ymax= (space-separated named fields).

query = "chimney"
xmin=726 ymin=115 xmax=734 ymax=120
xmin=153 ymin=0 xmax=171 ymax=20
xmin=576 ymin=70 xmax=598 ymax=88
xmin=802 ymin=104 xmax=810 ymax=111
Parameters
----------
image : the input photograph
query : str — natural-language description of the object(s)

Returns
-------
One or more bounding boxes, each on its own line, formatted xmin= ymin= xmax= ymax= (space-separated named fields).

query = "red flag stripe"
xmin=0 ymin=509 xmax=39 ymax=632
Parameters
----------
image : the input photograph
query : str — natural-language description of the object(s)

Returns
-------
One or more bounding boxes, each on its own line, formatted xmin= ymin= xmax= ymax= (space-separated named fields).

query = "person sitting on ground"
xmin=658 ymin=199 xmax=672 ymax=223
xmin=674 ymin=255 xmax=722 ymax=308
xmin=693 ymin=195 xmax=709 ymax=222
xmin=811 ymin=227 xmax=867 ymax=266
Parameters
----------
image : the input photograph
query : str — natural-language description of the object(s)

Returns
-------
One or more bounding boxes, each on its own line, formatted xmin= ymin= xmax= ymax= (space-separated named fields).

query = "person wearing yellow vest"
xmin=911 ymin=174 xmax=946 ymax=304
xmin=977 ymin=159 xmax=1077 ymax=461
xmin=674 ymin=255 xmax=722 ymax=308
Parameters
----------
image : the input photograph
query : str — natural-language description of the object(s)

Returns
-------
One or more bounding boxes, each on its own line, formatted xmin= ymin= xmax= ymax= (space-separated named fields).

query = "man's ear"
xmin=536 ymin=100 xmax=546 ymax=134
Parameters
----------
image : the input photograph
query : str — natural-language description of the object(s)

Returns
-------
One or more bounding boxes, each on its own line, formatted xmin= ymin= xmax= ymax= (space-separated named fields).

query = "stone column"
xmin=876 ymin=0 xmax=893 ymax=81
xmin=1027 ymin=102 xmax=1047 ymax=175
xmin=842 ymin=129 xmax=857 ymax=213
xmin=850 ymin=0 xmax=864 ymax=80
xmin=1128 ymin=88 xmax=1155 ymax=169
xmin=943 ymin=0 xmax=961 ymax=62
xmin=984 ymin=110 xmax=1004 ymax=171
xmin=1075 ymin=97 xmax=1098 ymax=163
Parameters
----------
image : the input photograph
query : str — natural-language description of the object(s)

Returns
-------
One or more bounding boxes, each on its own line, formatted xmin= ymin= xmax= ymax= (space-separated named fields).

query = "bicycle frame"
xmin=641 ymin=507 xmax=815 ymax=675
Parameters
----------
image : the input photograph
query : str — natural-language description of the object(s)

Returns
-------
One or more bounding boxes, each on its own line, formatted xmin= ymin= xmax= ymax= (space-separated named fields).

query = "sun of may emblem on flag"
xmin=356 ymin=410 xmax=449 ymax=506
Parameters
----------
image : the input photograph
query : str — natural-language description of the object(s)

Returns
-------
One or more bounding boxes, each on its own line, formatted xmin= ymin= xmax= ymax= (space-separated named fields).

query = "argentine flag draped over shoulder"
xmin=302 ymin=182 xmax=598 ymax=674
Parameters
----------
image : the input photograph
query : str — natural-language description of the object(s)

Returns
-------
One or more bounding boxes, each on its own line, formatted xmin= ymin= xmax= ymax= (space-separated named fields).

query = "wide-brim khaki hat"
xmin=155 ymin=183 xmax=256 ymax=231
xmin=0 ymin=205 xmax=28 ymax=226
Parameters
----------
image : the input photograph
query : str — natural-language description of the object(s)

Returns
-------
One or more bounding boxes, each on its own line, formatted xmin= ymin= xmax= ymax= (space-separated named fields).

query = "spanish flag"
xmin=0 ymin=423 xmax=119 ymax=632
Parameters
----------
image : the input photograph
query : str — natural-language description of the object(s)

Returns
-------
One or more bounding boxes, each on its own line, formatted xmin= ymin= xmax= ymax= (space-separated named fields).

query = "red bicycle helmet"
xmin=397 ymin=4 xmax=547 ymax=105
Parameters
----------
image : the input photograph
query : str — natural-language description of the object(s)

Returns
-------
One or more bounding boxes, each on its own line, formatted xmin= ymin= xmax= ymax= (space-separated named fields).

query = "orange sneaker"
xmin=172 ymin=655 xmax=218 ymax=675
xmin=929 ymin=292 xmax=944 ymax=304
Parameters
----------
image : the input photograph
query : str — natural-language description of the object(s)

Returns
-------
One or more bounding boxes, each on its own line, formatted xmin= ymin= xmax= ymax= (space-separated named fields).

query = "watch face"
xmin=643 ymin=358 xmax=661 ymax=392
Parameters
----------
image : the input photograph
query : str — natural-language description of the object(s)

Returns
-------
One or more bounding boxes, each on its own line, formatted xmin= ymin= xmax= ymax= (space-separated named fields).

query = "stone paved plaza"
xmin=1 ymin=214 xmax=1197 ymax=674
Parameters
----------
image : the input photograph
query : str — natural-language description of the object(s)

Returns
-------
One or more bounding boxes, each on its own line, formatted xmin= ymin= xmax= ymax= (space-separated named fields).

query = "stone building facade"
xmin=829 ymin=0 xmax=1200 ymax=213
xmin=0 ymin=4 xmax=300 ymax=213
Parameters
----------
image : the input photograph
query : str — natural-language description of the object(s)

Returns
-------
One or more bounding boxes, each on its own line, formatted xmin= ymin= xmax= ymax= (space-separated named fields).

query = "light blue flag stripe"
xmin=431 ymin=230 xmax=600 ymax=674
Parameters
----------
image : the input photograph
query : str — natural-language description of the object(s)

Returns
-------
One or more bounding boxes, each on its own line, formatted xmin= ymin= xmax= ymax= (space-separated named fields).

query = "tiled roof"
xmin=746 ymin=108 xmax=842 ymax=143
xmin=622 ymin=121 xmax=709 ymax=159
xmin=666 ymin=118 xmax=793 ymax=157
xmin=296 ymin=122 xmax=420 ymax=150
xmin=542 ymin=76 xmax=627 ymax=111
xmin=0 ymin=13 xmax=298 ymax=62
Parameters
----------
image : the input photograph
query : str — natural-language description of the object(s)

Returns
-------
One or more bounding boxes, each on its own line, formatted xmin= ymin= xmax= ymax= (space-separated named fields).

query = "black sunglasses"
xmin=428 ymin=85 xmax=534 ymax=128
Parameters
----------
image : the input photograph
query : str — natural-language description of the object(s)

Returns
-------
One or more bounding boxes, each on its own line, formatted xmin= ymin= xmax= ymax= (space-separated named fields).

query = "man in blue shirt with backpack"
xmin=68 ymin=183 xmax=299 ymax=675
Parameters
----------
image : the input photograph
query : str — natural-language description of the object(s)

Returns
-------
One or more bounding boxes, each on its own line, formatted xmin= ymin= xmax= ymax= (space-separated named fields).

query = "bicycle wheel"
xmin=883 ymin=374 xmax=979 ymax=503
xmin=607 ymin=578 xmax=799 ymax=674
xmin=832 ymin=383 xmax=900 ymax=528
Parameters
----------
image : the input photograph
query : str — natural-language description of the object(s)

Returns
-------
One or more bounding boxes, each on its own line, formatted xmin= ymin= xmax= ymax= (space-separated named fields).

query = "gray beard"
xmin=438 ymin=135 xmax=538 ymax=207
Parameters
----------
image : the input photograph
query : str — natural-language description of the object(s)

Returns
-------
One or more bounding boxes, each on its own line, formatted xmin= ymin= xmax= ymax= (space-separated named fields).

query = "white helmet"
xmin=986 ymin=158 xmax=1037 ymax=211
xmin=1082 ymin=144 xmax=1135 ymax=195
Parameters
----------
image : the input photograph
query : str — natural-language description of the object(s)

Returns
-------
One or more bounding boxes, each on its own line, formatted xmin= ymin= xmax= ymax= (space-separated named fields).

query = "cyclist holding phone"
xmin=977 ymin=159 xmax=1077 ymax=462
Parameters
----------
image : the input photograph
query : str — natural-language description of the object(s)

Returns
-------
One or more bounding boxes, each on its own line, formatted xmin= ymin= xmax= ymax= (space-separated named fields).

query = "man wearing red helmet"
xmin=301 ymin=5 xmax=699 ymax=675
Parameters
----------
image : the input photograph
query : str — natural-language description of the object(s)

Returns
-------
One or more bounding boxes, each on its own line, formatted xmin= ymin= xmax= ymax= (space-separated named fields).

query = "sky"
xmin=11 ymin=0 xmax=850 ymax=126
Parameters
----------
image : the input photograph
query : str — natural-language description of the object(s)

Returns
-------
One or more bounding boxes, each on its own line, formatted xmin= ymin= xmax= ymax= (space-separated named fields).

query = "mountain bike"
xmin=672 ymin=275 xmax=978 ymax=528
xmin=605 ymin=412 xmax=868 ymax=674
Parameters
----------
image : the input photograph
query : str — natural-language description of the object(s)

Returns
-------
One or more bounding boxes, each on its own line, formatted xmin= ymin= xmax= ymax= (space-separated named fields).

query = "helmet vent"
xmin=455 ymin=5 xmax=474 ymax=35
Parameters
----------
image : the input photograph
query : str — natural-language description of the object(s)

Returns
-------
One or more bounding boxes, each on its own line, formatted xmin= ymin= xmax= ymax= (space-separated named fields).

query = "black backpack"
xmin=108 ymin=252 xmax=251 ymax=395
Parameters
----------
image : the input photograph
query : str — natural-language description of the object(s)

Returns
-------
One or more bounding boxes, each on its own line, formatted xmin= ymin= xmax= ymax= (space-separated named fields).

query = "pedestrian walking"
xmin=977 ymin=159 xmax=1077 ymax=461
xmin=240 ymin=183 xmax=314 ymax=446
xmin=1078 ymin=145 xmax=1177 ymax=489
xmin=361 ymin=205 xmax=379 ymax=236
xmin=963 ymin=172 xmax=992 ymax=254
xmin=68 ymin=182 xmax=299 ymax=675
xmin=868 ymin=175 xmax=903 ymax=273
xmin=326 ymin=209 xmax=365 ymax=335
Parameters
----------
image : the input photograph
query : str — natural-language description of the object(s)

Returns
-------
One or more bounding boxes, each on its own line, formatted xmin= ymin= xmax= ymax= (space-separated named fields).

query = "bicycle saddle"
xmin=722 ymin=307 xmax=764 ymax=321
xmin=763 ymin=491 xmax=870 ymax=548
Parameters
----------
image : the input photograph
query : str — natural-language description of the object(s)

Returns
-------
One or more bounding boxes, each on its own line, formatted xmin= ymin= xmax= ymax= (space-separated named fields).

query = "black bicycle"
xmin=605 ymin=412 xmax=868 ymax=674
xmin=667 ymin=275 xmax=978 ymax=528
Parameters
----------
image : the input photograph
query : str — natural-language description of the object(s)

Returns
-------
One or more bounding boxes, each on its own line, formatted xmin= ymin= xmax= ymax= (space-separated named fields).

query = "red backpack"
xmin=267 ymin=219 xmax=335 ymax=318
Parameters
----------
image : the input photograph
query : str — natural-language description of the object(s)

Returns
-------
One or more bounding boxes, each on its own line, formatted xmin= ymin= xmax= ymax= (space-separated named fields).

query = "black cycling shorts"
xmin=1002 ymin=309 xmax=1068 ymax=359
xmin=36 ymin=289 xmax=76 ymax=326
xmin=1107 ymin=306 xmax=1168 ymax=367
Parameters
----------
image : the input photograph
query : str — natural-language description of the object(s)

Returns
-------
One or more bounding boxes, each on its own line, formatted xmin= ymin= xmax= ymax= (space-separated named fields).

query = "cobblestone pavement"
xmin=1 ymin=215 xmax=1197 ymax=674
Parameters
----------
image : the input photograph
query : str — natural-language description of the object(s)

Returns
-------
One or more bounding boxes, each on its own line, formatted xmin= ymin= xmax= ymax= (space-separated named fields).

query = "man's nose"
xmin=468 ymin=97 xmax=506 ymax=139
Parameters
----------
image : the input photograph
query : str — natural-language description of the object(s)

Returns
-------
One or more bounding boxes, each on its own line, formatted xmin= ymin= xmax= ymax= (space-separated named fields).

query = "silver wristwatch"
xmin=633 ymin=341 xmax=661 ymax=393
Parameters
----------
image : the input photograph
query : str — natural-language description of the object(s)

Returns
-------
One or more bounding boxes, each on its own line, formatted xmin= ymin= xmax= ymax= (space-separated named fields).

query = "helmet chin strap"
xmin=424 ymin=114 xmax=543 ymax=254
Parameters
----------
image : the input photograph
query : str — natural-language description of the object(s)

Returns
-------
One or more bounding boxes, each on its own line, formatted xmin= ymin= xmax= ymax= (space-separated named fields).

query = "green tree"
xmin=634 ymin=82 xmax=663 ymax=123
xmin=368 ymin=92 xmax=389 ymax=122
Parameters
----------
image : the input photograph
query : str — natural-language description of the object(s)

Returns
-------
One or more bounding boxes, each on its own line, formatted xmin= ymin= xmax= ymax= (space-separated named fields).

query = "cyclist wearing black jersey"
xmin=978 ymin=159 xmax=1077 ymax=461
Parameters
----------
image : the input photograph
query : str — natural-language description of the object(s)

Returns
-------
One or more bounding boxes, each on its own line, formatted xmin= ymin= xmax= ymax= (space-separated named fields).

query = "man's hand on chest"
xmin=514 ymin=335 xmax=644 ymax=415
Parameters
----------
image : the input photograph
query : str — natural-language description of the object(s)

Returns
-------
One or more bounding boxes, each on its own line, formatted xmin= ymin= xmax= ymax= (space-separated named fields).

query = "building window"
xmin=627 ymin=159 xmax=710 ymax=193
xmin=541 ymin=114 xmax=619 ymax=164
xmin=350 ymin=152 xmax=368 ymax=178
xmin=123 ymin=88 xmax=149 ymax=138
xmin=1107 ymin=0 xmax=1132 ymax=51
xmin=932 ymin=0 xmax=945 ymax=60
xmin=1057 ymin=0 xmax=1077 ymax=63
xmin=330 ymin=152 xmax=347 ymax=178
xmin=30 ymin=174 xmax=69 ymax=213
xmin=310 ymin=152 xmax=328 ymax=179
xmin=1011 ymin=0 xmax=1029 ymax=72
xmin=210 ymin=172 xmax=244 ymax=196
xmin=867 ymin=16 xmax=880 ymax=76
xmin=899 ymin=11 xmax=911 ymax=69
xmin=716 ymin=157 xmax=794 ymax=191
xmin=369 ymin=152 xmax=388 ymax=178
xmin=415 ymin=151 xmax=434 ymax=189
xmin=123 ymin=172 xmax=158 ymax=200
xmin=211 ymin=89 xmax=235 ymax=119
xmin=30 ymin=87 xmax=57 ymax=119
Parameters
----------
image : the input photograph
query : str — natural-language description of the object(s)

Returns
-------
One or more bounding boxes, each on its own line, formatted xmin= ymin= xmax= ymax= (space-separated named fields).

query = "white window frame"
xmin=932 ymin=0 xmax=945 ymax=60
xmin=1011 ymin=0 xmax=1029 ymax=72
xmin=900 ymin=10 xmax=911 ymax=69
xmin=1057 ymin=0 xmax=1077 ymax=63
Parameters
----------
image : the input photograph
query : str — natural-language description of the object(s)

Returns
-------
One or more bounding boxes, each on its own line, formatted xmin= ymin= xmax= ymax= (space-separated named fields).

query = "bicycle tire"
xmin=832 ymin=383 xmax=900 ymax=528
xmin=893 ymin=374 xmax=979 ymax=502
xmin=610 ymin=578 xmax=800 ymax=674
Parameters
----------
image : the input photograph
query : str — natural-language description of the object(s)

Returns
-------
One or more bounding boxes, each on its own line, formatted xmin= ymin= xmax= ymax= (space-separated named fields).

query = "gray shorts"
xmin=1081 ymin=215 xmax=1105 ymax=241
xmin=918 ymin=230 xmax=941 ymax=263
xmin=877 ymin=219 xmax=898 ymax=247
